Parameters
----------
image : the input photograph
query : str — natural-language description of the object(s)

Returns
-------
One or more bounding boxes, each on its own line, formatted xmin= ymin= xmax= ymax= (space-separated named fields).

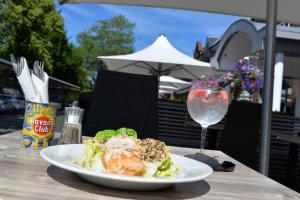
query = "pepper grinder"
xmin=60 ymin=104 xmax=84 ymax=144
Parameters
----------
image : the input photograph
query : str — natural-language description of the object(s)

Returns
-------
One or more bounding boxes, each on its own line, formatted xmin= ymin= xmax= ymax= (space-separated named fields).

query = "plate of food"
xmin=40 ymin=128 xmax=213 ymax=190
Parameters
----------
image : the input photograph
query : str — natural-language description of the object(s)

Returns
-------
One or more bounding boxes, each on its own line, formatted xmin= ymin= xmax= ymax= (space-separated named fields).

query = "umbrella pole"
xmin=157 ymin=63 xmax=162 ymax=98
xmin=158 ymin=74 xmax=160 ymax=98
xmin=260 ymin=0 xmax=277 ymax=175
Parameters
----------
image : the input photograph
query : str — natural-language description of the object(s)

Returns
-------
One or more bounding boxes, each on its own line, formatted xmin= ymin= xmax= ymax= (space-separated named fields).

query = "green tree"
xmin=0 ymin=0 xmax=88 ymax=88
xmin=52 ymin=44 xmax=89 ymax=89
xmin=77 ymin=15 xmax=135 ymax=84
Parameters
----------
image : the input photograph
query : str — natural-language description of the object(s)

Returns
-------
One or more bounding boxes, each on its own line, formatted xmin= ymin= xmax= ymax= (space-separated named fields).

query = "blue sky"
xmin=56 ymin=3 xmax=240 ymax=56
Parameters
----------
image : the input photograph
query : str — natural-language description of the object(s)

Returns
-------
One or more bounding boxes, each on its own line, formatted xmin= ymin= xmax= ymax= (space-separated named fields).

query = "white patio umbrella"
xmin=160 ymin=75 xmax=191 ymax=89
xmin=99 ymin=35 xmax=211 ymax=80
xmin=158 ymin=89 xmax=172 ymax=99
xmin=159 ymin=85 xmax=177 ymax=92
xmin=159 ymin=89 xmax=171 ymax=94
xmin=61 ymin=0 xmax=290 ymax=175
xmin=159 ymin=85 xmax=177 ymax=90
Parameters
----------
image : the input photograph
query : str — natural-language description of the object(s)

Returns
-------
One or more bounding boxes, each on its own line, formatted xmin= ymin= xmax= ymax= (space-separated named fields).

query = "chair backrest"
xmin=83 ymin=70 xmax=158 ymax=139
xmin=220 ymin=101 xmax=261 ymax=169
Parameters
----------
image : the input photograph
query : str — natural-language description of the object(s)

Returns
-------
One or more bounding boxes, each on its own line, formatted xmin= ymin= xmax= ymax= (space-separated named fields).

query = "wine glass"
xmin=187 ymin=78 xmax=229 ymax=151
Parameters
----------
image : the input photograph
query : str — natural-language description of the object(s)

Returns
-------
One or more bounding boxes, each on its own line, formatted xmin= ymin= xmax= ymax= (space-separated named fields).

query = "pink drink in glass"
xmin=187 ymin=88 xmax=229 ymax=126
xmin=187 ymin=88 xmax=229 ymax=150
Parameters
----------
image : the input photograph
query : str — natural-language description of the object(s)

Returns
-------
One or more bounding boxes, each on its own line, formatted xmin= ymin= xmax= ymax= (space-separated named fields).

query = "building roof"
xmin=195 ymin=19 xmax=300 ymax=60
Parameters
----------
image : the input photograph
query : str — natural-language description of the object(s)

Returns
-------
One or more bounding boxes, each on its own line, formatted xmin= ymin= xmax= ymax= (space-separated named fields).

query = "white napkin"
xmin=32 ymin=72 xmax=49 ymax=104
xmin=17 ymin=58 xmax=41 ymax=103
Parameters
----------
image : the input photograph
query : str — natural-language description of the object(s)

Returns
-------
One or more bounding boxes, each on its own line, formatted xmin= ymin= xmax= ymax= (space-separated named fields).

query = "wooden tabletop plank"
xmin=0 ymin=131 xmax=299 ymax=200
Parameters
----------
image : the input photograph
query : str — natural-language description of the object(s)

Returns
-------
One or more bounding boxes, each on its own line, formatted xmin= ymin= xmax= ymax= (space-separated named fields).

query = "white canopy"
xmin=160 ymin=75 xmax=191 ymax=89
xmin=159 ymin=89 xmax=171 ymax=94
xmin=61 ymin=0 xmax=300 ymax=26
xmin=159 ymin=85 xmax=177 ymax=90
xmin=99 ymin=35 xmax=211 ymax=79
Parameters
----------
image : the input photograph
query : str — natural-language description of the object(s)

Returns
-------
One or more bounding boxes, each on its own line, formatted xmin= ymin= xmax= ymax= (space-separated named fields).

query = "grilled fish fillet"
xmin=102 ymin=148 xmax=146 ymax=176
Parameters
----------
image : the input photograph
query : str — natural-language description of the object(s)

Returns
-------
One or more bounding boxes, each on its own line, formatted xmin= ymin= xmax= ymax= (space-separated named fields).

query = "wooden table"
xmin=0 ymin=131 xmax=299 ymax=200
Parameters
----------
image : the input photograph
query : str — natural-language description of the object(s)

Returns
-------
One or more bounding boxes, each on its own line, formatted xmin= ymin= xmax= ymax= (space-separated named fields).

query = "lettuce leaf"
xmin=116 ymin=128 xmax=137 ymax=138
xmin=81 ymin=138 xmax=103 ymax=168
xmin=95 ymin=128 xmax=137 ymax=141
xmin=95 ymin=129 xmax=117 ymax=140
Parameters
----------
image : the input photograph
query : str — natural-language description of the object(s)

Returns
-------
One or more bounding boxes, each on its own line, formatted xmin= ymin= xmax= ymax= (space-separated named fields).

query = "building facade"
xmin=196 ymin=19 xmax=300 ymax=116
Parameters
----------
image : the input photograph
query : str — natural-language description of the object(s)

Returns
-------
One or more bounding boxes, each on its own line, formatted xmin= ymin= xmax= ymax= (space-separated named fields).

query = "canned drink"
xmin=21 ymin=101 xmax=57 ymax=149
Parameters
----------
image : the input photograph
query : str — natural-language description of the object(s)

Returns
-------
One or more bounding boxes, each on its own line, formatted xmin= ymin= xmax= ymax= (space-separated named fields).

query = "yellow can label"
xmin=21 ymin=102 xmax=57 ymax=149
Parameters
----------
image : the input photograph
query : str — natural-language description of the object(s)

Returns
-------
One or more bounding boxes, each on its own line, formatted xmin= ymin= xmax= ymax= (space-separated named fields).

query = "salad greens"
xmin=95 ymin=128 xmax=137 ymax=141
xmin=80 ymin=128 xmax=182 ymax=178
xmin=95 ymin=129 xmax=116 ymax=140
xmin=81 ymin=139 xmax=103 ymax=168
xmin=157 ymin=157 xmax=172 ymax=171
xmin=155 ymin=164 xmax=181 ymax=178
xmin=154 ymin=157 xmax=181 ymax=178
xmin=81 ymin=127 xmax=137 ymax=169
xmin=116 ymin=128 xmax=137 ymax=138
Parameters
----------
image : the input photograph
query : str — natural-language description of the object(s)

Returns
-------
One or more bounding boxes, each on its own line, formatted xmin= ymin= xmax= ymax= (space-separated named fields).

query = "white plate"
xmin=40 ymin=144 xmax=213 ymax=190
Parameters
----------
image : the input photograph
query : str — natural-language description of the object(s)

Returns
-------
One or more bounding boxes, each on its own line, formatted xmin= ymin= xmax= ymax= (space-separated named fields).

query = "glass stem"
xmin=200 ymin=125 xmax=208 ymax=152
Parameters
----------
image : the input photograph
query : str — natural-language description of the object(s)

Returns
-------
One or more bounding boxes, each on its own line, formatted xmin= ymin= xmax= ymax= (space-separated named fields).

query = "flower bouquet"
xmin=226 ymin=57 xmax=264 ymax=103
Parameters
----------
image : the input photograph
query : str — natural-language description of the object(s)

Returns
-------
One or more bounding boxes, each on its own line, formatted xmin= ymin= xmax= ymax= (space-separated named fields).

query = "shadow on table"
xmin=185 ymin=153 xmax=235 ymax=172
xmin=47 ymin=165 xmax=210 ymax=199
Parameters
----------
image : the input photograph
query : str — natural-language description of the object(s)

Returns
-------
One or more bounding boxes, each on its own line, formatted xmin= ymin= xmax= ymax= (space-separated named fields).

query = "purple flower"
xmin=191 ymin=76 xmax=221 ymax=89
xmin=256 ymin=79 xmax=263 ymax=88
xmin=226 ymin=57 xmax=264 ymax=95
xmin=226 ymin=71 xmax=234 ymax=80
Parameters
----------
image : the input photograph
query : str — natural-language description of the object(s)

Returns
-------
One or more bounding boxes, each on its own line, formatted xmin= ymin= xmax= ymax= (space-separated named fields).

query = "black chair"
xmin=220 ymin=100 xmax=261 ymax=170
xmin=78 ymin=91 xmax=93 ymax=130
xmin=83 ymin=70 xmax=158 ymax=139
